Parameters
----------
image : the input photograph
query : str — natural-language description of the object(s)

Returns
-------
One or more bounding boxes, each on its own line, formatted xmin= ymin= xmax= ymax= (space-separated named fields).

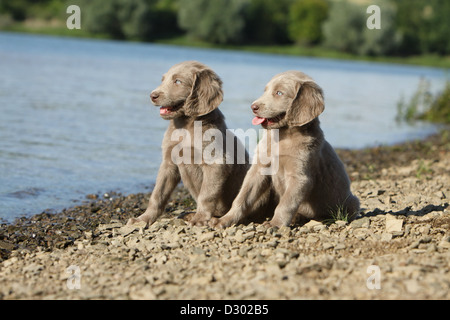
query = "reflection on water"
xmin=0 ymin=32 xmax=446 ymax=222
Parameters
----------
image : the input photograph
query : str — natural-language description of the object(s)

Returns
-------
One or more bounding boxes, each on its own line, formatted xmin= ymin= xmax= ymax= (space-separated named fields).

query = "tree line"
xmin=1 ymin=0 xmax=449 ymax=56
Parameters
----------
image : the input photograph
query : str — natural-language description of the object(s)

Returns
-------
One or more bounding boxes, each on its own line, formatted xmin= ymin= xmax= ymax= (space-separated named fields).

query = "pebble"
xmin=350 ymin=217 xmax=370 ymax=229
xmin=438 ymin=236 xmax=450 ymax=249
xmin=119 ymin=221 xmax=146 ymax=236
xmin=385 ymin=217 xmax=403 ymax=233
xmin=381 ymin=233 xmax=393 ymax=242
xmin=303 ymin=220 xmax=323 ymax=230
xmin=199 ymin=231 xmax=215 ymax=242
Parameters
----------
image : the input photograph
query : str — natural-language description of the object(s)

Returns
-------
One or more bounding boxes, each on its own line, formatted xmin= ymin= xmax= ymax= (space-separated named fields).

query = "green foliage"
xmin=0 ymin=0 xmax=65 ymax=21
xmin=322 ymin=1 xmax=364 ymax=54
xmin=242 ymin=0 xmax=292 ymax=44
xmin=80 ymin=0 xmax=179 ymax=40
xmin=178 ymin=0 xmax=247 ymax=44
xmin=323 ymin=204 xmax=351 ymax=225
xmin=82 ymin=0 xmax=123 ymax=39
xmin=422 ymin=81 xmax=450 ymax=123
xmin=323 ymin=0 xmax=400 ymax=56
xmin=396 ymin=79 xmax=434 ymax=122
xmin=288 ymin=0 xmax=328 ymax=45
xmin=360 ymin=0 xmax=400 ymax=56
xmin=1 ymin=0 xmax=449 ymax=57
xmin=395 ymin=0 xmax=450 ymax=55
xmin=397 ymin=79 xmax=450 ymax=124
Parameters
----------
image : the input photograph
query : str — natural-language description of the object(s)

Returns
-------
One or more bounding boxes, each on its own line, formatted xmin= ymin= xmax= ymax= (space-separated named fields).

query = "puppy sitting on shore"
xmin=127 ymin=61 xmax=249 ymax=227
xmin=211 ymin=71 xmax=360 ymax=228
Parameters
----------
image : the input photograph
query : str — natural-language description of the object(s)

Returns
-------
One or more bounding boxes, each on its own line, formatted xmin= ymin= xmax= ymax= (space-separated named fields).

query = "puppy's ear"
xmin=286 ymin=81 xmax=324 ymax=127
xmin=185 ymin=68 xmax=223 ymax=117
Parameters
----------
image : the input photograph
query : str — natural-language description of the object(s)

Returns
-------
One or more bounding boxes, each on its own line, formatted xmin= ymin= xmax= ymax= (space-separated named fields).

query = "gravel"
xmin=0 ymin=131 xmax=449 ymax=299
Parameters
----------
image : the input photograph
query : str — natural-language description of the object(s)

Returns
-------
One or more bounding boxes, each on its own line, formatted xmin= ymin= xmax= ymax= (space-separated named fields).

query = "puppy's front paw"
xmin=263 ymin=218 xmax=287 ymax=228
xmin=188 ymin=212 xmax=211 ymax=227
xmin=209 ymin=217 xmax=231 ymax=229
xmin=126 ymin=216 xmax=149 ymax=228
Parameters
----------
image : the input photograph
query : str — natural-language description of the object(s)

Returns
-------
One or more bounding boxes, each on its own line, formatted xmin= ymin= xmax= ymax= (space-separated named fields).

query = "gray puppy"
xmin=211 ymin=71 xmax=360 ymax=228
xmin=128 ymin=61 xmax=249 ymax=227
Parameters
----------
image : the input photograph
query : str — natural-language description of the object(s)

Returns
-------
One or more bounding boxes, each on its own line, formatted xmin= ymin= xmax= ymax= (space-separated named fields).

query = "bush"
xmin=395 ymin=0 xmax=450 ymax=55
xmin=242 ymin=0 xmax=292 ymax=44
xmin=422 ymin=81 xmax=450 ymax=123
xmin=82 ymin=0 xmax=180 ymax=41
xmin=396 ymin=79 xmax=450 ymax=124
xmin=83 ymin=0 xmax=124 ymax=39
xmin=322 ymin=0 xmax=400 ymax=56
xmin=178 ymin=0 xmax=247 ymax=44
xmin=288 ymin=0 xmax=328 ymax=45
xmin=322 ymin=0 xmax=364 ymax=54
xmin=359 ymin=0 xmax=400 ymax=56
xmin=0 ymin=0 xmax=63 ymax=21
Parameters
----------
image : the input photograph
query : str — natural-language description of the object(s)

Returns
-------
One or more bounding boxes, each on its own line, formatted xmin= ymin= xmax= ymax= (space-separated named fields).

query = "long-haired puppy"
xmin=128 ymin=61 xmax=249 ymax=227
xmin=211 ymin=71 xmax=360 ymax=228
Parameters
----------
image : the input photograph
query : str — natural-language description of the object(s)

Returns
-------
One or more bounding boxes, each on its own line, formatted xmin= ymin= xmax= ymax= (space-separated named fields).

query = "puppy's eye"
xmin=276 ymin=91 xmax=283 ymax=96
xmin=175 ymin=79 xmax=182 ymax=84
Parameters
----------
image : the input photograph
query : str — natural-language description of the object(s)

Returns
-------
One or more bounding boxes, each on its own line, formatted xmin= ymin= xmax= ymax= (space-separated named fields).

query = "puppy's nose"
xmin=251 ymin=104 xmax=259 ymax=112
xmin=150 ymin=92 xmax=159 ymax=102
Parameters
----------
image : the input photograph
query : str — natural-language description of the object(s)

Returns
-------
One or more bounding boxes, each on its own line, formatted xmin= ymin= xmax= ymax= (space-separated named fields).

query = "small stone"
xmin=244 ymin=231 xmax=256 ymax=240
xmin=23 ymin=263 xmax=43 ymax=274
xmin=350 ymin=217 xmax=370 ymax=229
xmin=381 ymin=233 xmax=393 ymax=242
xmin=353 ymin=228 xmax=369 ymax=240
xmin=119 ymin=221 xmax=147 ymax=236
xmin=172 ymin=209 xmax=185 ymax=215
xmin=267 ymin=240 xmax=278 ymax=248
xmin=304 ymin=220 xmax=323 ymax=229
xmin=129 ymin=287 xmax=157 ymax=300
xmin=386 ymin=217 xmax=403 ymax=233
xmin=199 ymin=231 xmax=215 ymax=242
xmin=98 ymin=222 xmax=123 ymax=231
xmin=335 ymin=220 xmax=348 ymax=227
xmin=306 ymin=234 xmax=319 ymax=244
xmin=171 ymin=219 xmax=187 ymax=227
xmin=234 ymin=229 xmax=246 ymax=243
xmin=404 ymin=280 xmax=421 ymax=294
xmin=0 ymin=240 xmax=15 ymax=250
xmin=260 ymin=248 xmax=273 ymax=256
xmin=3 ymin=257 xmax=18 ymax=268
xmin=418 ymin=212 xmax=439 ymax=221
xmin=278 ymin=226 xmax=291 ymax=237
xmin=243 ymin=224 xmax=256 ymax=232
xmin=238 ymin=246 xmax=251 ymax=257
xmin=313 ymin=224 xmax=327 ymax=232
xmin=84 ymin=231 xmax=93 ymax=239
xmin=192 ymin=247 xmax=205 ymax=255
xmin=438 ymin=236 xmax=450 ymax=249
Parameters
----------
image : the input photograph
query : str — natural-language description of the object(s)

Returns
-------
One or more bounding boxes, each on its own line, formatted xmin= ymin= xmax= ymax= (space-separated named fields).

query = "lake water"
xmin=0 ymin=32 xmax=447 ymax=222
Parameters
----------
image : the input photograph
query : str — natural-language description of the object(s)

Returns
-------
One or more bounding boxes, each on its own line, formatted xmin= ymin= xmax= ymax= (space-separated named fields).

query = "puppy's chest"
xmin=270 ymin=140 xmax=306 ymax=192
xmin=271 ymin=156 xmax=294 ymax=192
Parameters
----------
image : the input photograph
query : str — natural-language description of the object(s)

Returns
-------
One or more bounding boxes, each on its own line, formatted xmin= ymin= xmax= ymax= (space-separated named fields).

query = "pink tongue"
xmin=160 ymin=107 xmax=170 ymax=115
xmin=252 ymin=117 xmax=266 ymax=125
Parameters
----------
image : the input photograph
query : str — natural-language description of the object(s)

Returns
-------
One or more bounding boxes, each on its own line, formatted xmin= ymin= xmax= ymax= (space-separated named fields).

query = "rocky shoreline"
xmin=1 ymin=131 xmax=449 ymax=299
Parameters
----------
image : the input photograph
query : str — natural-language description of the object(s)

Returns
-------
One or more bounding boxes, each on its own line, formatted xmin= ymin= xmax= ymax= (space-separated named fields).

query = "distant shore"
xmin=2 ymin=25 xmax=450 ymax=69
